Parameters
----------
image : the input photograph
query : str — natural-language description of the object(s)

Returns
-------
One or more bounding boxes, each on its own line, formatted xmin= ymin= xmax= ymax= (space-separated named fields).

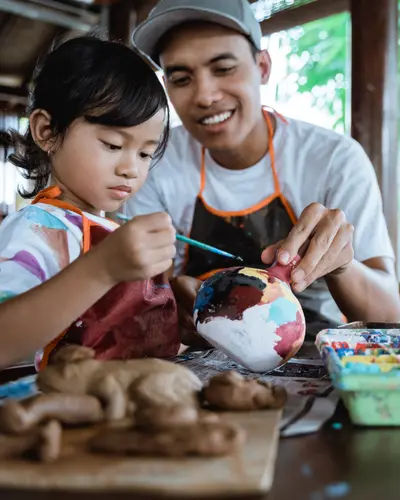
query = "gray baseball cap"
xmin=132 ymin=0 xmax=262 ymax=66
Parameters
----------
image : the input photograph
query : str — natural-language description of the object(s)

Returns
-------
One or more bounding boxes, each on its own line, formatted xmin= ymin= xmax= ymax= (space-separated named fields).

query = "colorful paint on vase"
xmin=193 ymin=266 xmax=305 ymax=372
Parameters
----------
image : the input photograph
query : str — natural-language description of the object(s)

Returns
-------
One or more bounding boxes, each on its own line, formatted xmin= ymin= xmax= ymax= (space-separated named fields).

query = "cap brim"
xmin=133 ymin=8 xmax=251 ymax=66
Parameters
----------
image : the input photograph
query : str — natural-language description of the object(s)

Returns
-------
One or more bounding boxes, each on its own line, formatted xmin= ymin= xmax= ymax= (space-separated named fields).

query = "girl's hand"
xmin=95 ymin=212 xmax=176 ymax=284
xmin=170 ymin=275 xmax=211 ymax=348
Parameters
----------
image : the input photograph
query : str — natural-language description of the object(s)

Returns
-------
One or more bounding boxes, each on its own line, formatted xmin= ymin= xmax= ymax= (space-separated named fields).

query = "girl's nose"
xmin=116 ymin=160 xmax=138 ymax=178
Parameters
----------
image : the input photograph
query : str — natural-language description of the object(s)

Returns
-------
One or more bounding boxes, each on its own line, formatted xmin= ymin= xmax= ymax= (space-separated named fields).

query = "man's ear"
xmin=257 ymin=49 xmax=272 ymax=85
xmin=29 ymin=109 xmax=56 ymax=153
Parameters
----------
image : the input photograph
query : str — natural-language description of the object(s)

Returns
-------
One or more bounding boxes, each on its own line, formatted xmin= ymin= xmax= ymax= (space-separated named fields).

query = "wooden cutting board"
xmin=0 ymin=409 xmax=281 ymax=497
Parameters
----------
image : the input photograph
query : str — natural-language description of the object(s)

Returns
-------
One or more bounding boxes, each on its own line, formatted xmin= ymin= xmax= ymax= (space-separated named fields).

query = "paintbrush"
xmin=116 ymin=213 xmax=243 ymax=263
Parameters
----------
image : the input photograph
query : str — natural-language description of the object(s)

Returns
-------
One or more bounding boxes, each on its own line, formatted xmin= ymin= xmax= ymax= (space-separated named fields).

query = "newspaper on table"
xmin=174 ymin=347 xmax=339 ymax=437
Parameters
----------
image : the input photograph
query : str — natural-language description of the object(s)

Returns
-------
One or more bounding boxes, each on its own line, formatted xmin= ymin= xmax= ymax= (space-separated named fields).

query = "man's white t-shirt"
xmin=125 ymin=116 xmax=394 ymax=329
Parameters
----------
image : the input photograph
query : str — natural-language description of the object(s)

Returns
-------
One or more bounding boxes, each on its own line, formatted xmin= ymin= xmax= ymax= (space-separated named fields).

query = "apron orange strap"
xmin=32 ymin=186 xmax=97 ymax=369
xmin=263 ymin=109 xmax=280 ymax=195
xmin=199 ymin=148 xmax=206 ymax=196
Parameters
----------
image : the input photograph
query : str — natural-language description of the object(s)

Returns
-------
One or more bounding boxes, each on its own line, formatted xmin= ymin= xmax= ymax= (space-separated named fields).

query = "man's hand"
xmin=261 ymin=203 xmax=354 ymax=293
xmin=169 ymin=275 xmax=210 ymax=348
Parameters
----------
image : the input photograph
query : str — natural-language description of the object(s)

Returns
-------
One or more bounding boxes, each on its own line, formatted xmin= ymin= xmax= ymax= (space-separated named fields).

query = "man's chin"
xmin=189 ymin=130 xmax=239 ymax=152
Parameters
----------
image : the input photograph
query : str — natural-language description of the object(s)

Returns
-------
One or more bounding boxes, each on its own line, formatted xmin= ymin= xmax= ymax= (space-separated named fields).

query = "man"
xmin=126 ymin=0 xmax=400 ymax=340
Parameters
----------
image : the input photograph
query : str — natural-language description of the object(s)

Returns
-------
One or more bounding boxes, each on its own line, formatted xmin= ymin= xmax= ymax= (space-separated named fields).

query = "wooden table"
xmin=1 ymin=367 xmax=399 ymax=500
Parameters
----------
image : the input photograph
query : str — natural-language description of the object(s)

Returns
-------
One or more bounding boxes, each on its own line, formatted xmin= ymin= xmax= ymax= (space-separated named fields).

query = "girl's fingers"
xmin=142 ymin=227 xmax=176 ymax=249
xmin=146 ymin=258 xmax=176 ymax=279
xmin=149 ymin=245 xmax=177 ymax=263
xmin=131 ymin=212 xmax=173 ymax=232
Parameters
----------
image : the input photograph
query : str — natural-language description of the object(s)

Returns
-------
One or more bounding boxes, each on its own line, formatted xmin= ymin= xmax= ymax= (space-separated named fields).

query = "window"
xmin=0 ymin=115 xmax=29 ymax=216
xmin=260 ymin=12 xmax=351 ymax=133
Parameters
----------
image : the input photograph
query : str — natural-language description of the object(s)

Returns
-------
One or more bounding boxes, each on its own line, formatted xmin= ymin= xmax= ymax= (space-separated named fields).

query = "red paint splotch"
xmin=267 ymin=255 xmax=301 ymax=284
xmin=274 ymin=311 xmax=305 ymax=361
xmin=218 ymin=285 xmax=263 ymax=320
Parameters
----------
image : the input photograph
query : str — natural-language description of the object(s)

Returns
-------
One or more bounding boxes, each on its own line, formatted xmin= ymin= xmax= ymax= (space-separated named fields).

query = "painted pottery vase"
xmin=193 ymin=259 xmax=305 ymax=372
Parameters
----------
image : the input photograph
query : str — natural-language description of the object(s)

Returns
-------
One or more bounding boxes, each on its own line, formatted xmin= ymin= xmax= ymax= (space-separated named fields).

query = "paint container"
xmin=316 ymin=326 xmax=400 ymax=425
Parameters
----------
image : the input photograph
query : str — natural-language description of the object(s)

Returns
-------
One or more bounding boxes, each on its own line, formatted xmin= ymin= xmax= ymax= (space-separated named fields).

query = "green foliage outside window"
xmin=277 ymin=12 xmax=350 ymax=132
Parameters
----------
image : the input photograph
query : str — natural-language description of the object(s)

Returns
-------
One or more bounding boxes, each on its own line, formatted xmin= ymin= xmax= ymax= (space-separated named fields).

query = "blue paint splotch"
xmin=268 ymin=297 xmax=298 ymax=326
xmin=23 ymin=206 xmax=68 ymax=230
xmin=194 ymin=283 xmax=214 ymax=312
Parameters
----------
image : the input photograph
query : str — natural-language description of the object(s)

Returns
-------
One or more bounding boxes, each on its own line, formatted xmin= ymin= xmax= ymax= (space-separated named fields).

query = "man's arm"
xmin=326 ymin=256 xmax=400 ymax=322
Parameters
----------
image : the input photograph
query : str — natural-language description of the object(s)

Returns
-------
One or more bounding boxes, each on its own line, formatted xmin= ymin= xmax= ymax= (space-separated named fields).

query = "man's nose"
xmin=193 ymin=74 xmax=223 ymax=108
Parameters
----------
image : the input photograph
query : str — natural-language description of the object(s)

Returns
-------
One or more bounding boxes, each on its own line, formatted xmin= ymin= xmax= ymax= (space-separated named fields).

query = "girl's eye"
xmin=139 ymin=152 xmax=153 ymax=160
xmin=101 ymin=140 xmax=121 ymax=151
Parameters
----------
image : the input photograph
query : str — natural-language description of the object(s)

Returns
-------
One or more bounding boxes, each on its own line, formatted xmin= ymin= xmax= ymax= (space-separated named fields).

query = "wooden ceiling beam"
xmin=108 ymin=0 xmax=137 ymax=44
xmin=259 ymin=0 xmax=349 ymax=34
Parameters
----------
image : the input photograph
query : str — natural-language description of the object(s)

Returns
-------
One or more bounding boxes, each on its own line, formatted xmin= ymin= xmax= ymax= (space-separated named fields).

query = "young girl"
xmin=0 ymin=36 xmax=178 ymax=369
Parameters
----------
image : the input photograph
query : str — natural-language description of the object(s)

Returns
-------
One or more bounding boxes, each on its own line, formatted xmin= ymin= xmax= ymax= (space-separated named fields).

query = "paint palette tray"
xmin=315 ymin=323 xmax=400 ymax=425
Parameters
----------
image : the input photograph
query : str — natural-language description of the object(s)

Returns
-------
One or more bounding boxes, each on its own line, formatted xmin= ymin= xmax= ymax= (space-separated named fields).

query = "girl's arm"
xmin=0 ymin=212 xmax=176 ymax=368
xmin=0 ymin=248 xmax=113 ymax=367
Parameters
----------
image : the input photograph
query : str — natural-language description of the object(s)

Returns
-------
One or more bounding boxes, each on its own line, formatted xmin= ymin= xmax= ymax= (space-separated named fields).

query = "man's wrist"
xmin=325 ymin=258 xmax=355 ymax=282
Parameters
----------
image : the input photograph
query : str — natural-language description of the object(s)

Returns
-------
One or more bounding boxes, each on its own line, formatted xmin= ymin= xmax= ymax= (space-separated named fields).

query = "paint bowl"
xmin=193 ymin=264 xmax=305 ymax=373
xmin=316 ymin=327 xmax=400 ymax=425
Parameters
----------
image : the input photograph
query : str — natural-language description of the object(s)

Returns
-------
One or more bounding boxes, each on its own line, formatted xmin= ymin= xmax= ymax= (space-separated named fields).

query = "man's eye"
xmin=101 ymin=140 xmax=121 ymax=151
xmin=216 ymin=66 xmax=235 ymax=74
xmin=170 ymin=76 xmax=190 ymax=86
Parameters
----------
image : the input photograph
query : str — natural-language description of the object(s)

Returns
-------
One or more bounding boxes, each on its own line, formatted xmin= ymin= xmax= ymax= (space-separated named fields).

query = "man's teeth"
xmin=201 ymin=111 xmax=233 ymax=125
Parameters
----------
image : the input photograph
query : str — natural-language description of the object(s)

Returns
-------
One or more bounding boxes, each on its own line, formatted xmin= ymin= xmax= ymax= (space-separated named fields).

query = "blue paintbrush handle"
xmin=176 ymin=234 xmax=242 ymax=261
xmin=116 ymin=213 xmax=243 ymax=262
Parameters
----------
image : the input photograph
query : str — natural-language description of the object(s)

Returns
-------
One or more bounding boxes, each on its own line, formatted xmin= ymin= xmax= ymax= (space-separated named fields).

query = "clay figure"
xmin=37 ymin=345 xmax=202 ymax=420
xmin=0 ymin=393 xmax=103 ymax=434
xmin=203 ymin=371 xmax=287 ymax=411
xmin=0 ymin=420 xmax=61 ymax=462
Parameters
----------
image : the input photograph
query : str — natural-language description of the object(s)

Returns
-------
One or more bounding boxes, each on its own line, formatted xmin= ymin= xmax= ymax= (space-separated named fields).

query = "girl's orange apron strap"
xmin=32 ymin=186 xmax=95 ymax=368
xmin=39 ymin=331 xmax=66 ymax=370
xmin=32 ymin=186 xmax=92 ymax=254
xmin=32 ymin=185 xmax=63 ymax=204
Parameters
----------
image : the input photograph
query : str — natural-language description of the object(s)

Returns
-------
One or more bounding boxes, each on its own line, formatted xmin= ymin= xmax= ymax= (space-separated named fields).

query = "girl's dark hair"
xmin=8 ymin=36 xmax=170 ymax=197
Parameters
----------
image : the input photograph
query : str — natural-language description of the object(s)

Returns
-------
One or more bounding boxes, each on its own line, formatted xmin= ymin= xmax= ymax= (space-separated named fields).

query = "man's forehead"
xmin=159 ymin=22 xmax=251 ymax=66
